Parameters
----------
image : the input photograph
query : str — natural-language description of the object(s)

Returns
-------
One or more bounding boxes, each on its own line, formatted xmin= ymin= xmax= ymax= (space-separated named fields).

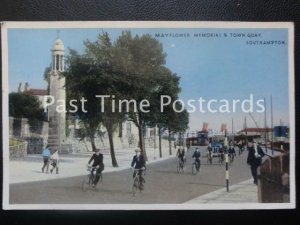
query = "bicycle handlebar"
xmin=86 ymin=165 xmax=99 ymax=171
xmin=132 ymin=168 xmax=146 ymax=172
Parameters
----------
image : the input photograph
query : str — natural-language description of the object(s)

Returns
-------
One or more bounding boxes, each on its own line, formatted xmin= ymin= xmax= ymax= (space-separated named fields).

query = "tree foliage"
xmin=9 ymin=92 xmax=45 ymax=120
xmin=9 ymin=92 xmax=46 ymax=132
xmin=63 ymin=30 xmax=190 ymax=163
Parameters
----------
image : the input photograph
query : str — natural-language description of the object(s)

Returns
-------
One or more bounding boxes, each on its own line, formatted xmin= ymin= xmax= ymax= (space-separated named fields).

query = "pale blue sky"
xmin=7 ymin=28 xmax=290 ymax=131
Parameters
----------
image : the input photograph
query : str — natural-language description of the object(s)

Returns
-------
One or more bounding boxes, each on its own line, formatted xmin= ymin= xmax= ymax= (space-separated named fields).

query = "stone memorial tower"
xmin=47 ymin=36 xmax=66 ymax=153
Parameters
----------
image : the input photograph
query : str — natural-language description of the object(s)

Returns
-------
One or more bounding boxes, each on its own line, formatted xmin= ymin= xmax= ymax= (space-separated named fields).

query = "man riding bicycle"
xmin=131 ymin=148 xmax=146 ymax=189
xmin=87 ymin=149 xmax=104 ymax=188
xmin=192 ymin=148 xmax=201 ymax=170
xmin=228 ymin=144 xmax=236 ymax=159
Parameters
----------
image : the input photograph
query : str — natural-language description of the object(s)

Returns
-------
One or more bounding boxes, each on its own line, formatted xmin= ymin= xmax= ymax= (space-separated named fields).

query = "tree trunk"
xmin=82 ymin=140 xmax=90 ymax=152
xmin=137 ymin=118 xmax=148 ymax=161
xmin=168 ymin=130 xmax=172 ymax=155
xmin=159 ymin=128 xmax=162 ymax=158
xmin=90 ymin=135 xmax=96 ymax=152
xmin=107 ymin=125 xmax=118 ymax=167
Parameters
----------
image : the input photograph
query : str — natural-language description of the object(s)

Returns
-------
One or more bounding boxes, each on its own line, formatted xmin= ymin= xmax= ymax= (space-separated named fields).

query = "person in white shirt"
xmin=50 ymin=150 xmax=59 ymax=174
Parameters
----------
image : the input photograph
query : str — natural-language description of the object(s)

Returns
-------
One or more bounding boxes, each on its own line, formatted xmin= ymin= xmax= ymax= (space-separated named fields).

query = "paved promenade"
xmin=185 ymin=179 xmax=258 ymax=204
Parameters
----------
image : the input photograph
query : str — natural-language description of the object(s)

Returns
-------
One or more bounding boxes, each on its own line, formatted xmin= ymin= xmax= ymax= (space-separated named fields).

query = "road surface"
xmin=10 ymin=147 xmax=253 ymax=204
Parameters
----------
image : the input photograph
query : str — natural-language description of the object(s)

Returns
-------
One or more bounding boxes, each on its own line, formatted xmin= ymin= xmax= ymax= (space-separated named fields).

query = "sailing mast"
xmin=264 ymin=97 xmax=268 ymax=153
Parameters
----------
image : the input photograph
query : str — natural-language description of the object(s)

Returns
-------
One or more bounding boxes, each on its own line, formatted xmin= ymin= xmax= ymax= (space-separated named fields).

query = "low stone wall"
xmin=9 ymin=117 xmax=48 ymax=139
xmin=10 ymin=142 xmax=28 ymax=158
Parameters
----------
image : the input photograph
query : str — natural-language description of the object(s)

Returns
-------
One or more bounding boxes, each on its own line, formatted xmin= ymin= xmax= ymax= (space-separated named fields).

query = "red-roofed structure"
xmin=29 ymin=89 xmax=48 ymax=96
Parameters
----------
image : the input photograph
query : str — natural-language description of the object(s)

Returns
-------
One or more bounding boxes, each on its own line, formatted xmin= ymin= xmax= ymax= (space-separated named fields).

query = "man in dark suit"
xmin=88 ymin=149 xmax=104 ymax=188
xmin=131 ymin=148 xmax=146 ymax=189
xmin=131 ymin=148 xmax=146 ymax=176
xmin=247 ymin=140 xmax=265 ymax=185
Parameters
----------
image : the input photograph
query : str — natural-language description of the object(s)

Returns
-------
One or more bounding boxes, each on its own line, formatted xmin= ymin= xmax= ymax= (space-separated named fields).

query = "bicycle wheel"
xmin=132 ymin=178 xmax=138 ymax=196
xmin=177 ymin=163 xmax=181 ymax=173
xmin=207 ymin=156 xmax=212 ymax=165
xmin=98 ymin=174 xmax=103 ymax=186
xmin=231 ymin=155 xmax=234 ymax=164
xmin=177 ymin=161 xmax=183 ymax=173
xmin=139 ymin=180 xmax=144 ymax=192
xmin=219 ymin=155 xmax=223 ymax=165
xmin=93 ymin=173 xmax=103 ymax=190
xmin=192 ymin=163 xmax=197 ymax=175
xmin=82 ymin=175 xmax=90 ymax=192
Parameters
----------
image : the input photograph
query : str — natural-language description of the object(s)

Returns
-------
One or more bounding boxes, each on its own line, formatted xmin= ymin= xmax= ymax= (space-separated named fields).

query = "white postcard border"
xmin=1 ymin=21 xmax=295 ymax=210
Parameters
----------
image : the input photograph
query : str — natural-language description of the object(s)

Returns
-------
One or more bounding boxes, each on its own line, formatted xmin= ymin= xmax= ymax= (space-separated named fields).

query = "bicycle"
xmin=177 ymin=157 xmax=185 ymax=173
xmin=82 ymin=165 xmax=102 ymax=192
xmin=192 ymin=158 xmax=201 ymax=174
xmin=228 ymin=153 xmax=235 ymax=165
xmin=132 ymin=168 xmax=146 ymax=196
xmin=218 ymin=152 xmax=224 ymax=165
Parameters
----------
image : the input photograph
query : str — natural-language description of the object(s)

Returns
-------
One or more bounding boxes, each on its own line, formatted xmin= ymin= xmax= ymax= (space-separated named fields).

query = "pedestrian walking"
xmin=247 ymin=140 xmax=265 ymax=184
xmin=50 ymin=150 xmax=59 ymax=174
xmin=41 ymin=145 xmax=51 ymax=173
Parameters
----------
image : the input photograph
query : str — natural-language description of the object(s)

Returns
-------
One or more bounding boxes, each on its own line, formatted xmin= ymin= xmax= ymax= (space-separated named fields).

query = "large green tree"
xmin=83 ymin=32 xmax=128 ymax=167
xmin=64 ymin=33 xmax=128 ymax=167
xmin=64 ymin=49 xmax=104 ymax=152
xmin=146 ymin=67 xmax=182 ymax=157
xmin=114 ymin=31 xmax=170 ymax=160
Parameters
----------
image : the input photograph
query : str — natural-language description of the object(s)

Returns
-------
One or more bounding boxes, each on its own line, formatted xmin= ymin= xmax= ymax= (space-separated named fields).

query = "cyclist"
xmin=228 ymin=144 xmax=236 ymax=162
xmin=218 ymin=145 xmax=225 ymax=163
xmin=131 ymin=148 xmax=146 ymax=189
xmin=192 ymin=147 xmax=201 ymax=171
xmin=207 ymin=143 xmax=213 ymax=164
xmin=87 ymin=149 xmax=104 ymax=188
xmin=176 ymin=147 xmax=185 ymax=165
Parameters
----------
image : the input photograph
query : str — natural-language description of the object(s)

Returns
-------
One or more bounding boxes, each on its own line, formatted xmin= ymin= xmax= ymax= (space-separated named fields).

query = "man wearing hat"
xmin=247 ymin=140 xmax=265 ymax=185
xmin=131 ymin=148 xmax=146 ymax=180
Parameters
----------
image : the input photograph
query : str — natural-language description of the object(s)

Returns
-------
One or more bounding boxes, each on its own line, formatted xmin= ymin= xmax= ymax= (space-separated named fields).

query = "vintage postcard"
xmin=1 ymin=21 xmax=295 ymax=210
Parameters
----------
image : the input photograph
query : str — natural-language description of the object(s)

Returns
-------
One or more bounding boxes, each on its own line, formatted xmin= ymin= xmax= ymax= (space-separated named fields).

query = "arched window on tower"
xmin=56 ymin=55 xmax=59 ymax=71
xmin=60 ymin=55 xmax=63 ymax=71
xmin=52 ymin=55 xmax=55 ymax=70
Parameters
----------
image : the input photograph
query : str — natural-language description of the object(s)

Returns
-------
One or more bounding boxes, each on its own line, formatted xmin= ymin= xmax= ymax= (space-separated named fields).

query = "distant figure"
xmin=192 ymin=147 xmax=201 ymax=168
xmin=207 ymin=143 xmax=213 ymax=164
xmin=238 ymin=141 xmax=243 ymax=155
xmin=41 ymin=145 xmax=51 ymax=173
xmin=50 ymin=150 xmax=59 ymax=174
xmin=176 ymin=147 xmax=186 ymax=164
xmin=247 ymin=141 xmax=265 ymax=185
xmin=228 ymin=144 xmax=236 ymax=156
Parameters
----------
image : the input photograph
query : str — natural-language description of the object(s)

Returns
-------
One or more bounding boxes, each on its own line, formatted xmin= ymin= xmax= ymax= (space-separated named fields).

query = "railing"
xmin=258 ymin=152 xmax=289 ymax=203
